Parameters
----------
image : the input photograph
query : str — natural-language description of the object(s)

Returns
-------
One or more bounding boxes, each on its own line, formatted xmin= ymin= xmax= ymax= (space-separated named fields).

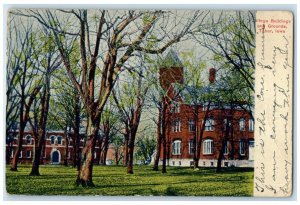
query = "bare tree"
xmin=194 ymin=11 xmax=255 ymax=91
xmin=28 ymin=28 xmax=61 ymax=176
xmin=7 ymin=17 xmax=42 ymax=171
xmin=113 ymin=68 xmax=149 ymax=174
xmin=15 ymin=9 xmax=207 ymax=186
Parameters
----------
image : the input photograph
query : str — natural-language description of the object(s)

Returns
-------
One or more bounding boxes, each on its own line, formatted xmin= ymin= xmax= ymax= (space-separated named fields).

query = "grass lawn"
xmin=6 ymin=165 xmax=253 ymax=196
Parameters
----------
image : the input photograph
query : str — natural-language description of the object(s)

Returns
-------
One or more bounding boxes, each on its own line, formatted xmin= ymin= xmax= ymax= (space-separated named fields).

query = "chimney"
xmin=209 ymin=68 xmax=216 ymax=84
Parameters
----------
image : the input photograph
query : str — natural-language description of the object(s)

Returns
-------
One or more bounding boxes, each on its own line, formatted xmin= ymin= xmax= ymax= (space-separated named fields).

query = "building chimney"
xmin=209 ymin=68 xmax=216 ymax=84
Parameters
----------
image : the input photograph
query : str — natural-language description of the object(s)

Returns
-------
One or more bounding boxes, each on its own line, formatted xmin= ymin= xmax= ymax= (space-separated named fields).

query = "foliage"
xmin=6 ymin=165 xmax=253 ymax=196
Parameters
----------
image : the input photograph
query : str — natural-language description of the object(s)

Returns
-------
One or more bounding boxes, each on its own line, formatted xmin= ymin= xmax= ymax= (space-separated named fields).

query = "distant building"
xmin=156 ymin=50 xmax=254 ymax=167
xmin=6 ymin=131 xmax=115 ymax=165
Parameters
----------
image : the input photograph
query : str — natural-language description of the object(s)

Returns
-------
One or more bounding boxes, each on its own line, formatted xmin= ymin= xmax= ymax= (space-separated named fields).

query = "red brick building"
xmin=6 ymin=131 xmax=115 ymax=165
xmin=157 ymin=50 xmax=254 ymax=167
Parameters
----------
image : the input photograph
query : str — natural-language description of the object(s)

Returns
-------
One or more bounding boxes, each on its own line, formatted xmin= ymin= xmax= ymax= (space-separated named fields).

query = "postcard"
xmin=4 ymin=9 xmax=293 ymax=198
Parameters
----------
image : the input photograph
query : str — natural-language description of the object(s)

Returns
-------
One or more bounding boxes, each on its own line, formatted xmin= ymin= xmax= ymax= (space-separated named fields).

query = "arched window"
xmin=50 ymin=136 xmax=55 ymax=144
xmin=172 ymin=140 xmax=181 ymax=155
xmin=26 ymin=135 xmax=32 ymax=144
xmin=203 ymin=139 xmax=213 ymax=154
xmin=239 ymin=118 xmax=245 ymax=131
xmin=57 ymin=136 xmax=62 ymax=145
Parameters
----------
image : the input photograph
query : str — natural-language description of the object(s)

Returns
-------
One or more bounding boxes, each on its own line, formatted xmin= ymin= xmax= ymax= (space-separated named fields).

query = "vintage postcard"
xmin=4 ymin=9 xmax=293 ymax=197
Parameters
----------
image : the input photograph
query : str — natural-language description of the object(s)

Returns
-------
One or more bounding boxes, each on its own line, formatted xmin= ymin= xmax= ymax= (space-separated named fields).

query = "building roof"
xmin=172 ymin=82 xmax=253 ymax=111
xmin=160 ymin=49 xmax=183 ymax=68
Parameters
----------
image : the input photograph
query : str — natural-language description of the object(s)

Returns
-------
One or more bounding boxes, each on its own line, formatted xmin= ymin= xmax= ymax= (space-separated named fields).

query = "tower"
xmin=159 ymin=50 xmax=184 ymax=91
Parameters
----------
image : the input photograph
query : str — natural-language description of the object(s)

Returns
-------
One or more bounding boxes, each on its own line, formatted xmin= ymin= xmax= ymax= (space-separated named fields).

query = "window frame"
xmin=172 ymin=140 xmax=181 ymax=155
xmin=204 ymin=118 xmax=214 ymax=131
xmin=203 ymin=139 xmax=213 ymax=155
xmin=239 ymin=118 xmax=245 ymax=131
xmin=249 ymin=118 xmax=254 ymax=132
xmin=50 ymin=135 xmax=55 ymax=144
xmin=188 ymin=119 xmax=195 ymax=132
xmin=240 ymin=140 xmax=246 ymax=155
xmin=57 ymin=136 xmax=62 ymax=145
xmin=26 ymin=135 xmax=32 ymax=144
xmin=189 ymin=140 xmax=195 ymax=155
xmin=224 ymin=141 xmax=229 ymax=155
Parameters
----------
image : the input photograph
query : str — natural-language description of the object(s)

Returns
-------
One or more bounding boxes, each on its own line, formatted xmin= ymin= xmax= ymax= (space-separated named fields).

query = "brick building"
xmin=6 ymin=131 xmax=115 ymax=165
xmin=156 ymin=50 xmax=254 ymax=167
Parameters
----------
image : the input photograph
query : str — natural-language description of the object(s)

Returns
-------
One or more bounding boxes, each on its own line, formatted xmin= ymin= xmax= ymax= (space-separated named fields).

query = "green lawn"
xmin=6 ymin=165 xmax=253 ymax=196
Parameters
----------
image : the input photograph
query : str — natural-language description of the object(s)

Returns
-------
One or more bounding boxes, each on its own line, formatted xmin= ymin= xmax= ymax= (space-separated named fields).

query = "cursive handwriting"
xmin=280 ymin=112 xmax=289 ymax=155
xmin=279 ymin=160 xmax=292 ymax=194
xmin=282 ymin=35 xmax=292 ymax=70
xmin=255 ymin=162 xmax=265 ymax=192
xmin=257 ymin=76 xmax=265 ymax=101
xmin=272 ymin=151 xmax=277 ymax=182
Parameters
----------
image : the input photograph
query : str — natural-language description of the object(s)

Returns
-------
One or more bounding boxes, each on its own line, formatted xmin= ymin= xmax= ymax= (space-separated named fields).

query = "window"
xmin=210 ymin=161 xmax=214 ymax=166
xmin=223 ymin=118 xmax=231 ymax=130
xmin=240 ymin=140 xmax=246 ymax=155
xmin=239 ymin=118 xmax=245 ymax=131
xmin=189 ymin=140 xmax=195 ymax=155
xmin=188 ymin=119 xmax=195 ymax=132
xmin=175 ymin=104 xmax=180 ymax=113
xmin=224 ymin=141 xmax=229 ymax=155
xmin=68 ymin=151 xmax=71 ymax=159
xmin=249 ymin=119 xmax=254 ymax=132
xmin=57 ymin=136 xmax=62 ymax=145
xmin=18 ymin=151 xmax=22 ymax=158
xmin=26 ymin=135 xmax=32 ymax=144
xmin=178 ymin=161 xmax=181 ymax=166
xmin=203 ymin=139 xmax=213 ymax=154
xmin=50 ymin=136 xmax=55 ymax=144
xmin=204 ymin=118 xmax=214 ymax=131
xmin=172 ymin=140 xmax=181 ymax=155
xmin=171 ymin=102 xmax=180 ymax=113
xmin=26 ymin=150 xmax=31 ymax=158
xmin=172 ymin=119 xmax=181 ymax=132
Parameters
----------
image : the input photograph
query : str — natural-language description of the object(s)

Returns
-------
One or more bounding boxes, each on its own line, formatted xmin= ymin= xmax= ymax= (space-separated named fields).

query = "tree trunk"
xmin=123 ymin=133 xmax=129 ymax=166
xmin=11 ymin=125 xmax=24 ymax=171
xmin=40 ymin=137 xmax=46 ymax=165
xmin=193 ymin=106 xmax=199 ymax=169
xmin=127 ymin=133 xmax=134 ymax=174
xmin=196 ymin=102 xmax=211 ymax=168
xmin=97 ymin=137 xmax=103 ymax=165
xmin=162 ymin=136 xmax=167 ymax=173
xmin=74 ymin=93 xmax=81 ymax=170
xmin=216 ymin=118 xmax=230 ymax=172
xmin=64 ymin=129 xmax=69 ymax=166
xmin=76 ymin=117 xmax=99 ymax=187
xmin=30 ymin=136 xmax=43 ymax=176
xmin=161 ymin=100 xmax=167 ymax=173
xmin=102 ymin=135 xmax=109 ymax=165
xmin=153 ymin=109 xmax=162 ymax=171
xmin=30 ymin=75 xmax=51 ymax=176
xmin=216 ymin=141 xmax=226 ymax=172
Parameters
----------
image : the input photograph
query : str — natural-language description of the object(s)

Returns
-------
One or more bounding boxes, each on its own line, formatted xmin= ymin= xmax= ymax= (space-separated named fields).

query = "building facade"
xmin=6 ymin=131 xmax=115 ymax=165
xmin=157 ymin=50 xmax=254 ymax=167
